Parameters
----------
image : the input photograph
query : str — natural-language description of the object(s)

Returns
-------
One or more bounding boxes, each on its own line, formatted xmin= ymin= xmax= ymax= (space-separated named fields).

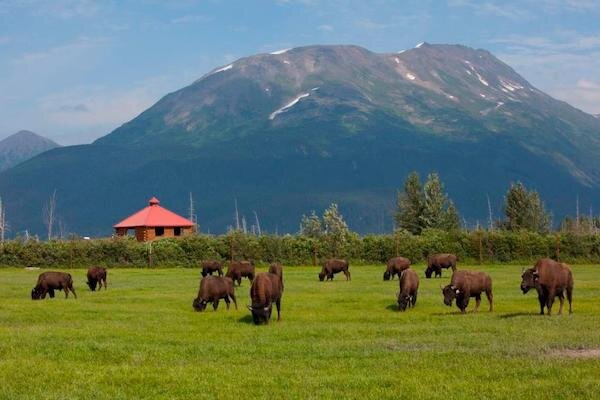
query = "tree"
xmin=42 ymin=190 xmax=57 ymax=240
xmin=300 ymin=211 xmax=323 ymax=238
xmin=444 ymin=200 xmax=461 ymax=231
xmin=502 ymin=182 xmax=550 ymax=233
xmin=0 ymin=196 xmax=7 ymax=242
xmin=395 ymin=172 xmax=425 ymax=234
xmin=420 ymin=173 xmax=448 ymax=229
xmin=323 ymin=203 xmax=349 ymax=257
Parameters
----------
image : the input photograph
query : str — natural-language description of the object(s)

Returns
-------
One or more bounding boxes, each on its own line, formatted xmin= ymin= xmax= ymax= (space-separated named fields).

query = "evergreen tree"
xmin=420 ymin=173 xmax=448 ymax=229
xmin=395 ymin=172 xmax=424 ymax=234
xmin=502 ymin=182 xmax=550 ymax=233
xmin=300 ymin=211 xmax=323 ymax=238
xmin=444 ymin=200 xmax=461 ymax=231
xmin=323 ymin=203 xmax=349 ymax=257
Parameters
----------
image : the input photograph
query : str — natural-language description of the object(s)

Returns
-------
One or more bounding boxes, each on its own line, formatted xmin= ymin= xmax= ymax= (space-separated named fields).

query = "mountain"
xmin=0 ymin=44 xmax=599 ymax=236
xmin=0 ymin=130 xmax=60 ymax=172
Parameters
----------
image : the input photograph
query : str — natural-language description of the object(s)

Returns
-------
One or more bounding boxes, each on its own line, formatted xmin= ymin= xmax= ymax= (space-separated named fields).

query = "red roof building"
xmin=114 ymin=197 xmax=195 ymax=241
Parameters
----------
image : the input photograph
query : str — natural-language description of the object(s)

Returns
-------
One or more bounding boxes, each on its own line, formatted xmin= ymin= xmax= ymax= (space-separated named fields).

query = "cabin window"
xmin=174 ymin=227 xmax=182 ymax=236
xmin=155 ymin=227 xmax=165 ymax=236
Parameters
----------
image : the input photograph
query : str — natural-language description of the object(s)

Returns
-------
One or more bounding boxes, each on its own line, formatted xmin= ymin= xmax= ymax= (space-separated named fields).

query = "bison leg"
xmin=70 ymin=284 xmax=77 ymax=299
xmin=557 ymin=291 xmax=565 ymax=316
xmin=275 ymin=298 xmax=281 ymax=321
xmin=546 ymin=289 xmax=556 ymax=316
xmin=566 ymin=287 xmax=573 ymax=315
xmin=412 ymin=292 xmax=418 ymax=307
xmin=213 ymin=300 xmax=219 ymax=311
xmin=47 ymin=288 xmax=54 ymax=299
xmin=344 ymin=270 xmax=351 ymax=281
xmin=224 ymin=296 xmax=230 ymax=310
xmin=248 ymin=273 xmax=255 ymax=283
xmin=474 ymin=294 xmax=481 ymax=313
xmin=435 ymin=269 xmax=441 ymax=278
xmin=486 ymin=290 xmax=493 ymax=312
xmin=538 ymin=293 xmax=546 ymax=315
xmin=218 ymin=268 xmax=223 ymax=277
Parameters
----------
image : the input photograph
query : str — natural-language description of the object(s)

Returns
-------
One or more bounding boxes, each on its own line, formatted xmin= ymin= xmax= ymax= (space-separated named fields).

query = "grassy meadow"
xmin=0 ymin=264 xmax=599 ymax=399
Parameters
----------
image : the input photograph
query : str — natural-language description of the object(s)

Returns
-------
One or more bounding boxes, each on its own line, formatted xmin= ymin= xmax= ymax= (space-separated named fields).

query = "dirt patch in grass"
xmin=550 ymin=348 xmax=600 ymax=359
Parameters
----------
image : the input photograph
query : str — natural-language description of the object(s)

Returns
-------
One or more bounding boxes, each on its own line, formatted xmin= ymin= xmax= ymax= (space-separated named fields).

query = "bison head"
xmin=520 ymin=268 xmax=538 ymax=294
xmin=247 ymin=304 xmax=271 ymax=325
xmin=397 ymin=292 xmax=410 ymax=311
xmin=318 ymin=272 xmax=326 ymax=281
xmin=442 ymin=285 xmax=459 ymax=306
xmin=31 ymin=287 xmax=43 ymax=300
xmin=193 ymin=297 xmax=208 ymax=312
xmin=383 ymin=270 xmax=391 ymax=281
xmin=425 ymin=267 xmax=433 ymax=279
xmin=87 ymin=279 xmax=98 ymax=291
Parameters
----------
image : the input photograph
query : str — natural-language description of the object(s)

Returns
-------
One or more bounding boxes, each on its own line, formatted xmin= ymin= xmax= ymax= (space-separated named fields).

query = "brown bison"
xmin=268 ymin=262 xmax=284 ymax=290
xmin=225 ymin=261 xmax=255 ymax=286
xmin=384 ymin=256 xmax=411 ymax=281
xmin=521 ymin=258 xmax=573 ymax=316
xmin=425 ymin=253 xmax=458 ymax=278
xmin=397 ymin=268 xmax=419 ymax=311
xmin=248 ymin=272 xmax=283 ymax=324
xmin=201 ymin=260 xmax=224 ymax=277
xmin=318 ymin=259 xmax=350 ymax=281
xmin=86 ymin=266 xmax=107 ymax=291
xmin=193 ymin=276 xmax=237 ymax=312
xmin=31 ymin=271 xmax=77 ymax=300
xmin=441 ymin=270 xmax=493 ymax=314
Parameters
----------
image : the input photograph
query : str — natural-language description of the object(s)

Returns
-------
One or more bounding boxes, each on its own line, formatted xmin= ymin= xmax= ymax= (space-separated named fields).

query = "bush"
xmin=0 ymin=231 xmax=598 ymax=268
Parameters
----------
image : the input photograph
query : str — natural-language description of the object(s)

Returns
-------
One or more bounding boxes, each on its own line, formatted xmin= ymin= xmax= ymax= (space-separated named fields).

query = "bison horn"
xmin=246 ymin=305 xmax=253 ymax=311
xmin=455 ymin=289 xmax=460 ymax=294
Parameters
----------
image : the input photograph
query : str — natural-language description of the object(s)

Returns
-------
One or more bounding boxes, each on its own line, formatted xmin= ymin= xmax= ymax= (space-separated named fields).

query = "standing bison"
xmin=397 ymin=268 xmax=419 ymax=311
xmin=225 ymin=261 xmax=255 ymax=286
xmin=425 ymin=253 xmax=458 ymax=278
xmin=521 ymin=258 xmax=573 ymax=316
xmin=193 ymin=276 xmax=237 ymax=311
xmin=31 ymin=271 xmax=77 ymax=300
xmin=384 ymin=256 xmax=411 ymax=281
xmin=87 ymin=266 xmax=107 ymax=291
xmin=248 ymin=272 xmax=283 ymax=324
xmin=318 ymin=259 xmax=350 ymax=281
xmin=441 ymin=270 xmax=493 ymax=314
xmin=268 ymin=262 xmax=284 ymax=290
xmin=201 ymin=260 xmax=224 ymax=277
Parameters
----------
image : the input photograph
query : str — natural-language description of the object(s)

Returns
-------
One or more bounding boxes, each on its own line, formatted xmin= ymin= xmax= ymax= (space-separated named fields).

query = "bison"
xmin=31 ymin=271 xmax=77 ymax=300
xmin=193 ymin=276 xmax=237 ymax=312
xmin=225 ymin=261 xmax=255 ymax=286
xmin=397 ymin=268 xmax=419 ymax=311
xmin=318 ymin=259 xmax=350 ymax=281
xmin=248 ymin=272 xmax=283 ymax=324
xmin=86 ymin=266 xmax=107 ymax=291
xmin=268 ymin=262 xmax=284 ymax=290
xmin=441 ymin=270 xmax=493 ymax=314
xmin=520 ymin=258 xmax=573 ymax=316
xmin=384 ymin=256 xmax=411 ymax=281
xmin=201 ymin=260 xmax=224 ymax=277
xmin=425 ymin=253 xmax=458 ymax=278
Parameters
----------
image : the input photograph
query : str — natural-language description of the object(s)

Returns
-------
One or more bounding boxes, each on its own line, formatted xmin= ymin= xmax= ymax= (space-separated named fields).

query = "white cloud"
xmin=317 ymin=24 xmax=334 ymax=32
xmin=11 ymin=36 xmax=109 ymax=66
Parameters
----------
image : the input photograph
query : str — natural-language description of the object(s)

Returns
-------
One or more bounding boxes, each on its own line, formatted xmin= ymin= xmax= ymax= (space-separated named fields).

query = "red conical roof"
xmin=114 ymin=197 xmax=194 ymax=228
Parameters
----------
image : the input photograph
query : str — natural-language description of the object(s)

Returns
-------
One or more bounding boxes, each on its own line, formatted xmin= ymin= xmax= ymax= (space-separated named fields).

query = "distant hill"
xmin=0 ymin=130 xmax=60 ymax=171
xmin=0 ymin=44 xmax=598 ymax=236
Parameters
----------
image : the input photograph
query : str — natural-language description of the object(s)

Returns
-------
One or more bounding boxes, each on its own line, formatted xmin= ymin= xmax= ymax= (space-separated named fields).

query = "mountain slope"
xmin=0 ymin=44 xmax=599 ymax=236
xmin=0 ymin=130 xmax=60 ymax=171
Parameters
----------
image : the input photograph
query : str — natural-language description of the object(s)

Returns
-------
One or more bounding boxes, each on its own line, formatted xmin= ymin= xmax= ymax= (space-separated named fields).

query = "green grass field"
xmin=1 ymin=264 xmax=599 ymax=399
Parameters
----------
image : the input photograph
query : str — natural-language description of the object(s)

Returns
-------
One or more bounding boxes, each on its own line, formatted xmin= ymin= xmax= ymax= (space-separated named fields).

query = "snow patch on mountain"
xmin=415 ymin=42 xmax=424 ymax=48
xmin=212 ymin=64 xmax=233 ymax=74
xmin=406 ymin=73 xmax=416 ymax=80
xmin=269 ymin=93 xmax=310 ymax=120
xmin=394 ymin=57 xmax=400 ymax=64
xmin=270 ymin=48 xmax=292 ymax=55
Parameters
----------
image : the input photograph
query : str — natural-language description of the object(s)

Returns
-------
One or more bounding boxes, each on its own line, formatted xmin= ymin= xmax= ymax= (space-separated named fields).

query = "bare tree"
xmin=234 ymin=198 xmax=240 ymax=230
xmin=253 ymin=210 xmax=262 ymax=236
xmin=487 ymin=195 xmax=494 ymax=231
xmin=42 ymin=190 xmax=57 ymax=240
xmin=241 ymin=215 xmax=247 ymax=234
xmin=188 ymin=192 xmax=199 ymax=232
xmin=58 ymin=217 xmax=67 ymax=239
xmin=0 ymin=196 xmax=7 ymax=243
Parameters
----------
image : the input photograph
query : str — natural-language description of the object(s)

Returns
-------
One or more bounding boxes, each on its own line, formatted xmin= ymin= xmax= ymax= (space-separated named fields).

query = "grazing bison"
xmin=193 ymin=276 xmax=237 ymax=311
xmin=441 ymin=270 xmax=493 ymax=314
xmin=201 ymin=260 xmax=224 ymax=277
xmin=31 ymin=271 xmax=77 ymax=300
xmin=86 ymin=266 xmax=107 ymax=291
xmin=248 ymin=272 xmax=283 ymax=324
xmin=318 ymin=259 xmax=351 ymax=281
xmin=425 ymin=253 xmax=458 ymax=278
xmin=397 ymin=268 xmax=419 ymax=311
xmin=268 ymin=262 xmax=284 ymax=290
xmin=384 ymin=256 xmax=411 ymax=281
xmin=521 ymin=258 xmax=573 ymax=316
xmin=225 ymin=261 xmax=255 ymax=286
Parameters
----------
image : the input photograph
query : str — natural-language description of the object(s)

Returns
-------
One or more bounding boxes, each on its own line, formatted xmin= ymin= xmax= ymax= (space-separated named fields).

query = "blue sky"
xmin=1 ymin=0 xmax=599 ymax=144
